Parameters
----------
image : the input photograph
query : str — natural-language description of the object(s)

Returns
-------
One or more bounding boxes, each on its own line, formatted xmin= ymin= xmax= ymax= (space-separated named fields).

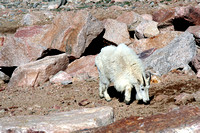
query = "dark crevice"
xmin=67 ymin=56 xmax=77 ymax=64
xmin=81 ymin=29 xmax=117 ymax=56
xmin=129 ymin=31 xmax=135 ymax=39
xmin=0 ymin=66 xmax=17 ymax=77
xmin=37 ymin=49 xmax=64 ymax=60
xmin=189 ymin=61 xmax=197 ymax=74
xmin=172 ymin=17 xmax=195 ymax=31
xmin=82 ymin=29 xmax=106 ymax=56
xmin=195 ymin=38 xmax=200 ymax=47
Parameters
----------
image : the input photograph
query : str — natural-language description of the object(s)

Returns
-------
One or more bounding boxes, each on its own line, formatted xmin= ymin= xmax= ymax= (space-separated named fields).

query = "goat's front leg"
xmin=135 ymin=84 xmax=143 ymax=100
xmin=124 ymin=85 xmax=132 ymax=105
xmin=99 ymin=79 xmax=111 ymax=101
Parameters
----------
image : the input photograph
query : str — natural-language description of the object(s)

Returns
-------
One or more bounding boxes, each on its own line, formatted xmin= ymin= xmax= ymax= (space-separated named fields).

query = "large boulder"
xmin=153 ymin=6 xmax=200 ymax=31
xmin=66 ymin=55 xmax=98 ymax=81
xmin=186 ymin=26 xmax=200 ymax=39
xmin=135 ymin=20 xmax=160 ymax=38
xmin=0 ymin=106 xmax=114 ymax=133
xmin=153 ymin=8 xmax=175 ymax=24
xmin=116 ymin=11 xmax=143 ymax=31
xmin=175 ymin=6 xmax=200 ymax=25
xmin=41 ymin=10 xmax=104 ymax=58
xmin=89 ymin=106 xmax=200 ymax=132
xmin=130 ymin=31 xmax=182 ymax=54
xmin=143 ymin=32 xmax=196 ymax=76
xmin=103 ymin=19 xmax=131 ymax=45
xmin=191 ymin=48 xmax=200 ymax=78
xmin=8 ymin=53 xmax=69 ymax=88
xmin=0 ymin=25 xmax=50 ymax=66
xmin=91 ymin=6 xmax=126 ymax=21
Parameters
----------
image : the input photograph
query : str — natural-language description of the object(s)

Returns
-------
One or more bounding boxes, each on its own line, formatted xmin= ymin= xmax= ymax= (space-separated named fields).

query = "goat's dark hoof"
xmin=105 ymin=98 xmax=112 ymax=102
xmin=124 ymin=100 xmax=130 ymax=105
xmin=99 ymin=94 xmax=104 ymax=99
xmin=144 ymin=101 xmax=150 ymax=105
xmin=99 ymin=96 xmax=104 ymax=99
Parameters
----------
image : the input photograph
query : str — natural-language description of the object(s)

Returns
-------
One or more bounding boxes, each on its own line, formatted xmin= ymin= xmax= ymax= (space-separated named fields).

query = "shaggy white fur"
xmin=95 ymin=43 xmax=151 ymax=104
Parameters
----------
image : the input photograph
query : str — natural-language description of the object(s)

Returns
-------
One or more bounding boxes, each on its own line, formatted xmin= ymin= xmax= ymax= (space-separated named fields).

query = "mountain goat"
xmin=95 ymin=43 xmax=151 ymax=104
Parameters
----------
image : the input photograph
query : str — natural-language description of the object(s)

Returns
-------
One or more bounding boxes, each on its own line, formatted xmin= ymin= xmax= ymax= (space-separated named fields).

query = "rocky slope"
xmin=0 ymin=0 xmax=200 ymax=132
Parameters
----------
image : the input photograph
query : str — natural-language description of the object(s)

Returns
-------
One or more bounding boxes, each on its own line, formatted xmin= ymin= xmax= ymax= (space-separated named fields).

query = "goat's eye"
xmin=141 ymin=88 xmax=144 ymax=91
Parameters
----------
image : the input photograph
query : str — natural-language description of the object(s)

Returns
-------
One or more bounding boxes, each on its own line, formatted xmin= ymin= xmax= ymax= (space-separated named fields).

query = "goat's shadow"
xmin=107 ymin=86 xmax=154 ymax=105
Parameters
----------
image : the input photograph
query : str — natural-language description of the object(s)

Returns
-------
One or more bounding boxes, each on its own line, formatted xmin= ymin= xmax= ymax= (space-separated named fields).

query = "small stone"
xmin=79 ymin=99 xmax=90 ymax=106
xmin=53 ymin=105 xmax=61 ymax=110
xmin=48 ymin=4 xmax=58 ymax=10
xmin=0 ymin=5 xmax=6 ymax=10
xmin=61 ymin=81 xmax=72 ymax=85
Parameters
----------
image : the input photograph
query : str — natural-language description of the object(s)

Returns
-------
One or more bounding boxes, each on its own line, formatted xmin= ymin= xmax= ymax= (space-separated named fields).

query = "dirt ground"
xmin=0 ymin=70 xmax=199 ymax=121
xmin=0 ymin=0 xmax=200 ymax=122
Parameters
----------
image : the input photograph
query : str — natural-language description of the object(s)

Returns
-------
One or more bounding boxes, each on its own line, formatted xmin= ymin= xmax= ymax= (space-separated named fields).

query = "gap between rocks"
xmin=172 ymin=17 xmax=195 ymax=31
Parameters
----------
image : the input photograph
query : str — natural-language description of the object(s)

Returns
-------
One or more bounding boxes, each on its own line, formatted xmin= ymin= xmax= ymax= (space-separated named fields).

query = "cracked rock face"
xmin=143 ymin=31 xmax=196 ymax=76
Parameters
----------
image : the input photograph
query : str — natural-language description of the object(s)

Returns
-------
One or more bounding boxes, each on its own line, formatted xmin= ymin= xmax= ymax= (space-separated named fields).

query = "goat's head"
xmin=136 ymin=71 xmax=151 ymax=103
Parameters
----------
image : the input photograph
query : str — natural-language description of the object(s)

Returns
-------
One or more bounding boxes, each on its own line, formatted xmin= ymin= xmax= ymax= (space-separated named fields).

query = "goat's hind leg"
xmin=99 ymin=81 xmax=105 ymax=98
xmin=99 ymin=79 xmax=111 ymax=102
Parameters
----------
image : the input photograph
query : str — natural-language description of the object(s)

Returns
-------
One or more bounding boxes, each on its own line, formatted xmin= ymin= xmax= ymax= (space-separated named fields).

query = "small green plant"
xmin=123 ymin=1 xmax=131 ymax=6
xmin=77 ymin=4 xmax=92 ymax=9
xmin=52 ymin=8 xmax=62 ymax=12
xmin=104 ymin=0 xmax=111 ymax=3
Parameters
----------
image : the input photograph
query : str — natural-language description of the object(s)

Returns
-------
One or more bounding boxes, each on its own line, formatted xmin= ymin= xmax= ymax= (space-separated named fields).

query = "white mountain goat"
xmin=95 ymin=43 xmax=151 ymax=104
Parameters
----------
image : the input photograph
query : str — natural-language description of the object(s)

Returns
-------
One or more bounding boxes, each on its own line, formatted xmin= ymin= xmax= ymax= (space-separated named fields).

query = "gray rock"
xmin=143 ymin=32 xmax=196 ymax=76
xmin=0 ymin=106 xmax=114 ymax=133
xmin=22 ymin=14 xmax=34 ymax=26
xmin=0 ymin=71 xmax=9 ymax=82
xmin=0 ymin=5 xmax=6 ymax=10
xmin=33 ymin=2 xmax=40 ymax=8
